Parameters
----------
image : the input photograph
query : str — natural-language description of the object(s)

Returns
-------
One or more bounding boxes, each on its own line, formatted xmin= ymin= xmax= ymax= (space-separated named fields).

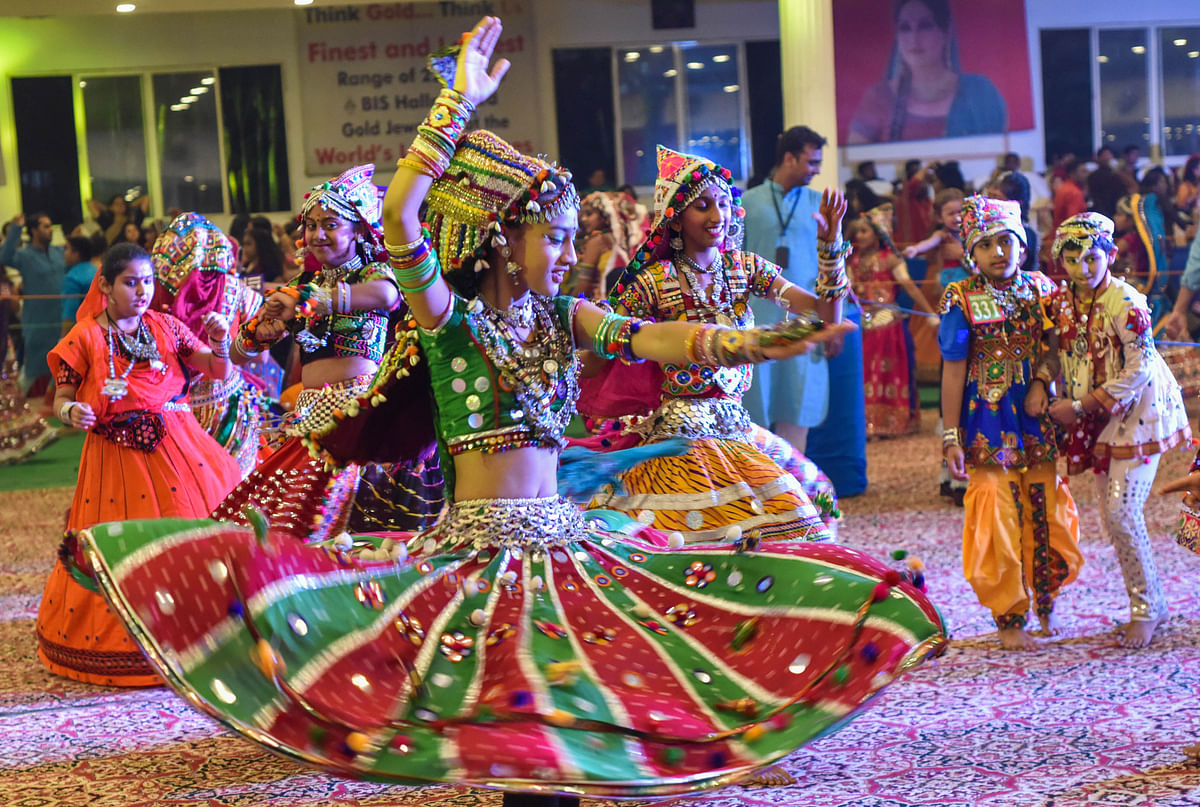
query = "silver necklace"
xmin=674 ymin=251 xmax=733 ymax=326
xmin=483 ymin=293 xmax=536 ymax=331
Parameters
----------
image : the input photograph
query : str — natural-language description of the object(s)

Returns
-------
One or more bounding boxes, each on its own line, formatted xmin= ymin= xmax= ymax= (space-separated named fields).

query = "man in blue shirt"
xmin=1 ymin=213 xmax=66 ymax=393
xmin=742 ymin=127 xmax=867 ymax=495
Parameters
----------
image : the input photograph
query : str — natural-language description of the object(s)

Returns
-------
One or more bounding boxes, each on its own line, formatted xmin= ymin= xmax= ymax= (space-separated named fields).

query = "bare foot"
xmin=1037 ymin=611 xmax=1064 ymax=637
xmin=998 ymin=627 xmax=1038 ymax=650
xmin=1185 ymin=742 xmax=1200 ymax=760
xmin=1116 ymin=617 xmax=1163 ymax=649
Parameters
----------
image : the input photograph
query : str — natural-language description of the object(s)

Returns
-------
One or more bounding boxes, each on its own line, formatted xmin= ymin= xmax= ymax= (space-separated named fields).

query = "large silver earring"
xmin=669 ymin=230 xmax=684 ymax=252
xmin=506 ymin=261 xmax=522 ymax=278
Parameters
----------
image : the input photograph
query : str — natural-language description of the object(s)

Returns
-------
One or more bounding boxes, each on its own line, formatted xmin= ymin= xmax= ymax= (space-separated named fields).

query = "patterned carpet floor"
xmin=3 ymin=411 xmax=1200 ymax=806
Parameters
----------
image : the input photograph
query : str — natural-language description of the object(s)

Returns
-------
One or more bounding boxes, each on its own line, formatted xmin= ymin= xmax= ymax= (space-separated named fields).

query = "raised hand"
xmin=202 ymin=312 xmax=230 ymax=342
xmin=453 ymin=16 xmax=512 ymax=108
xmin=813 ymin=188 xmax=849 ymax=243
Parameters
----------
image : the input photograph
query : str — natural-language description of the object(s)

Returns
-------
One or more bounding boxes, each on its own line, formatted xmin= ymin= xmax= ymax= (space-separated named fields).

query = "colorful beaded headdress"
xmin=299 ymin=163 xmax=386 ymax=258
xmin=151 ymin=212 xmax=236 ymax=294
xmin=959 ymin=194 xmax=1025 ymax=266
xmin=424 ymin=129 xmax=578 ymax=272
xmin=615 ymin=145 xmax=743 ymax=296
xmin=1052 ymin=212 xmax=1115 ymax=259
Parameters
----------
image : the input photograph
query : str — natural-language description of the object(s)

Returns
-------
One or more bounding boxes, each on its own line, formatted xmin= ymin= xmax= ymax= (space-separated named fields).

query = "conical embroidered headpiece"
xmin=614 ymin=145 xmax=743 ymax=298
xmin=151 ymin=212 xmax=237 ymax=294
xmin=299 ymin=163 xmax=386 ymax=257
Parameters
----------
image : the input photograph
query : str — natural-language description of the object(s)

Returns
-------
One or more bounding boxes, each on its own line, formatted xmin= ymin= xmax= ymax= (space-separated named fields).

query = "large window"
xmin=1160 ymin=26 xmax=1200 ymax=157
xmin=616 ymin=42 xmax=749 ymax=187
xmin=1097 ymin=29 xmax=1150 ymax=152
xmin=71 ymin=67 xmax=288 ymax=217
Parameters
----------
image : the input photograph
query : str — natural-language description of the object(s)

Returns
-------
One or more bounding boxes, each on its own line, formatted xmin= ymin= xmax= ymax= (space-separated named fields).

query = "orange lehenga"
xmin=36 ymin=310 xmax=241 ymax=686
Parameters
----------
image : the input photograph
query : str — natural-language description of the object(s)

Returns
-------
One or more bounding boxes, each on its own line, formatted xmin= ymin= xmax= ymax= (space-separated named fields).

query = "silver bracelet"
xmin=58 ymin=400 xmax=77 ymax=423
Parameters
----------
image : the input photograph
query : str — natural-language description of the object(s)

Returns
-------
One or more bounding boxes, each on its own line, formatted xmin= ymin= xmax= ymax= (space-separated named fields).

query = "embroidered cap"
xmin=959 ymin=195 xmax=1025 ymax=263
xmin=1052 ymin=212 xmax=1115 ymax=259
xmin=151 ymin=212 xmax=237 ymax=294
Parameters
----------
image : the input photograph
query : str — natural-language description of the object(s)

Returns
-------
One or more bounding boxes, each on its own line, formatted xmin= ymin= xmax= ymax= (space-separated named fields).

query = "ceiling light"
xmin=1190 ymin=51 xmax=1200 ymax=59
xmin=294 ymin=0 xmax=313 ymax=5
xmin=181 ymin=95 xmax=198 ymax=103
xmin=1131 ymin=45 xmax=1146 ymax=54
xmin=79 ymin=80 xmax=87 ymax=88
xmin=184 ymin=176 xmax=194 ymax=182
xmin=170 ymin=104 xmax=186 ymax=111
xmin=116 ymin=3 xmax=135 ymax=11
xmin=1174 ymin=38 xmax=1187 ymax=46
xmin=1097 ymin=55 xmax=1109 ymax=63
xmin=723 ymin=84 xmax=739 ymax=93
xmin=190 ymin=87 xmax=208 ymax=94
xmin=624 ymin=51 xmax=640 ymax=62
xmin=663 ymin=68 xmax=677 ymax=77
xmin=200 ymin=77 xmax=215 ymax=85
xmin=712 ymin=54 xmax=731 ymax=63
xmin=686 ymin=61 xmax=704 ymax=70
xmin=648 ymin=46 xmax=663 ymax=54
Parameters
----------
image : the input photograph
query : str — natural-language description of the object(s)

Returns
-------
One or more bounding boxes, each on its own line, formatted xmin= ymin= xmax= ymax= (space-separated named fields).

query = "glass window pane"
xmin=617 ymin=47 xmax=678 ymax=187
xmin=681 ymin=44 xmax=745 ymax=180
xmin=81 ymin=75 xmax=148 ymax=209
xmin=153 ymin=71 xmax=223 ymax=213
xmin=1097 ymin=29 xmax=1150 ymax=152
xmin=1159 ymin=26 xmax=1200 ymax=157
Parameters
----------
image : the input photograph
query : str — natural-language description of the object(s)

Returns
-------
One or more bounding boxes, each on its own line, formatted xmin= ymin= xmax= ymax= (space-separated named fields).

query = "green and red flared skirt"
xmin=79 ymin=498 xmax=945 ymax=798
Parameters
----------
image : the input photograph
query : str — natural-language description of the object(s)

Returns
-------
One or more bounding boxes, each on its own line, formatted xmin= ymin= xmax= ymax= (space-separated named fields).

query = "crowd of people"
xmin=2 ymin=12 xmax=1200 ymax=801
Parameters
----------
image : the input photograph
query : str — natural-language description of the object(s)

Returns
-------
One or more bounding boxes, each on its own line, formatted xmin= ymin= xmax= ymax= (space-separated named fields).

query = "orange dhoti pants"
xmin=962 ymin=462 xmax=1083 ymax=630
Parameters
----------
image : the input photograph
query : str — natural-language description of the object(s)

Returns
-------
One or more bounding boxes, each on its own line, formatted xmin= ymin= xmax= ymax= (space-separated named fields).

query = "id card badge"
xmin=964 ymin=291 xmax=1004 ymax=325
xmin=773 ymin=245 xmax=790 ymax=269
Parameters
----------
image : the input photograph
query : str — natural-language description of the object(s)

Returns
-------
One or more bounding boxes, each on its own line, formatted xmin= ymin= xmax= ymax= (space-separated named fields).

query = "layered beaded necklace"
xmin=102 ymin=315 xmax=165 ymax=400
xmin=674 ymin=251 xmax=734 ymax=326
xmin=472 ymin=295 xmax=579 ymax=448
xmin=482 ymin=292 xmax=536 ymax=331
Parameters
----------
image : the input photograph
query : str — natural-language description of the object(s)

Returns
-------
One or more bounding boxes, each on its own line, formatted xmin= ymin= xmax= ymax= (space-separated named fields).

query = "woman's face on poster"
xmin=895 ymin=1 xmax=948 ymax=72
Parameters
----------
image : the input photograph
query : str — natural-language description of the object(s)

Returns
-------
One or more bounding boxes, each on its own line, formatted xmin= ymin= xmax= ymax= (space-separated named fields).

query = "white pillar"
xmin=778 ymin=0 xmax=838 ymax=191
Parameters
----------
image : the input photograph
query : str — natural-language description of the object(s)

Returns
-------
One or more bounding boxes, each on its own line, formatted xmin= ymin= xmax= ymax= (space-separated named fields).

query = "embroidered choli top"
xmin=1049 ymin=278 xmax=1191 ymax=471
xmin=615 ymin=250 xmax=781 ymax=399
xmin=938 ymin=271 xmax=1059 ymax=468
xmin=419 ymin=293 xmax=583 ymax=457
xmin=288 ymin=259 xmax=397 ymax=364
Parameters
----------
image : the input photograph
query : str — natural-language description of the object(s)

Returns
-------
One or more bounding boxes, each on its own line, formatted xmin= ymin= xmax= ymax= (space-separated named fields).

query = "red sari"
xmin=36 ymin=310 xmax=241 ymax=686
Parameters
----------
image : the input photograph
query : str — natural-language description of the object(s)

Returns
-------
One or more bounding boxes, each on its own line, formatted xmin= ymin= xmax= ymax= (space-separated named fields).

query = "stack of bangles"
xmin=235 ymin=314 xmax=278 ymax=358
xmin=386 ymin=232 xmax=439 ymax=292
xmin=685 ymin=324 xmax=766 ymax=367
xmin=209 ymin=334 xmax=231 ymax=359
xmin=942 ymin=427 xmax=962 ymax=452
xmin=591 ymin=312 xmax=643 ymax=362
xmin=814 ymin=238 xmax=852 ymax=302
xmin=397 ymin=88 xmax=476 ymax=179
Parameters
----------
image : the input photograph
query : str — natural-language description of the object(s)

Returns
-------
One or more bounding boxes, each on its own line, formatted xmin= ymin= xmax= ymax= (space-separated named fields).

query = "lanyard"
xmin=769 ymin=183 xmax=802 ymax=241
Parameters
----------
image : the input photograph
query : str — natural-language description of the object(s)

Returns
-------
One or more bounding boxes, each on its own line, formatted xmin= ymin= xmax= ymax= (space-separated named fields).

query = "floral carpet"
xmin=3 ymin=412 xmax=1200 ymax=806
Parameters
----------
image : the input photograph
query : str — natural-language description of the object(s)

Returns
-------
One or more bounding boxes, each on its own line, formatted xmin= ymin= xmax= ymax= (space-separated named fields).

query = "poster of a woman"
xmin=838 ymin=0 xmax=1034 ymax=145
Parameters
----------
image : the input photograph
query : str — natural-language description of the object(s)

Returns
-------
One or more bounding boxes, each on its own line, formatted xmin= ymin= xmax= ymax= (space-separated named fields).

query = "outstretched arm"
xmin=381 ymin=16 xmax=511 ymax=330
